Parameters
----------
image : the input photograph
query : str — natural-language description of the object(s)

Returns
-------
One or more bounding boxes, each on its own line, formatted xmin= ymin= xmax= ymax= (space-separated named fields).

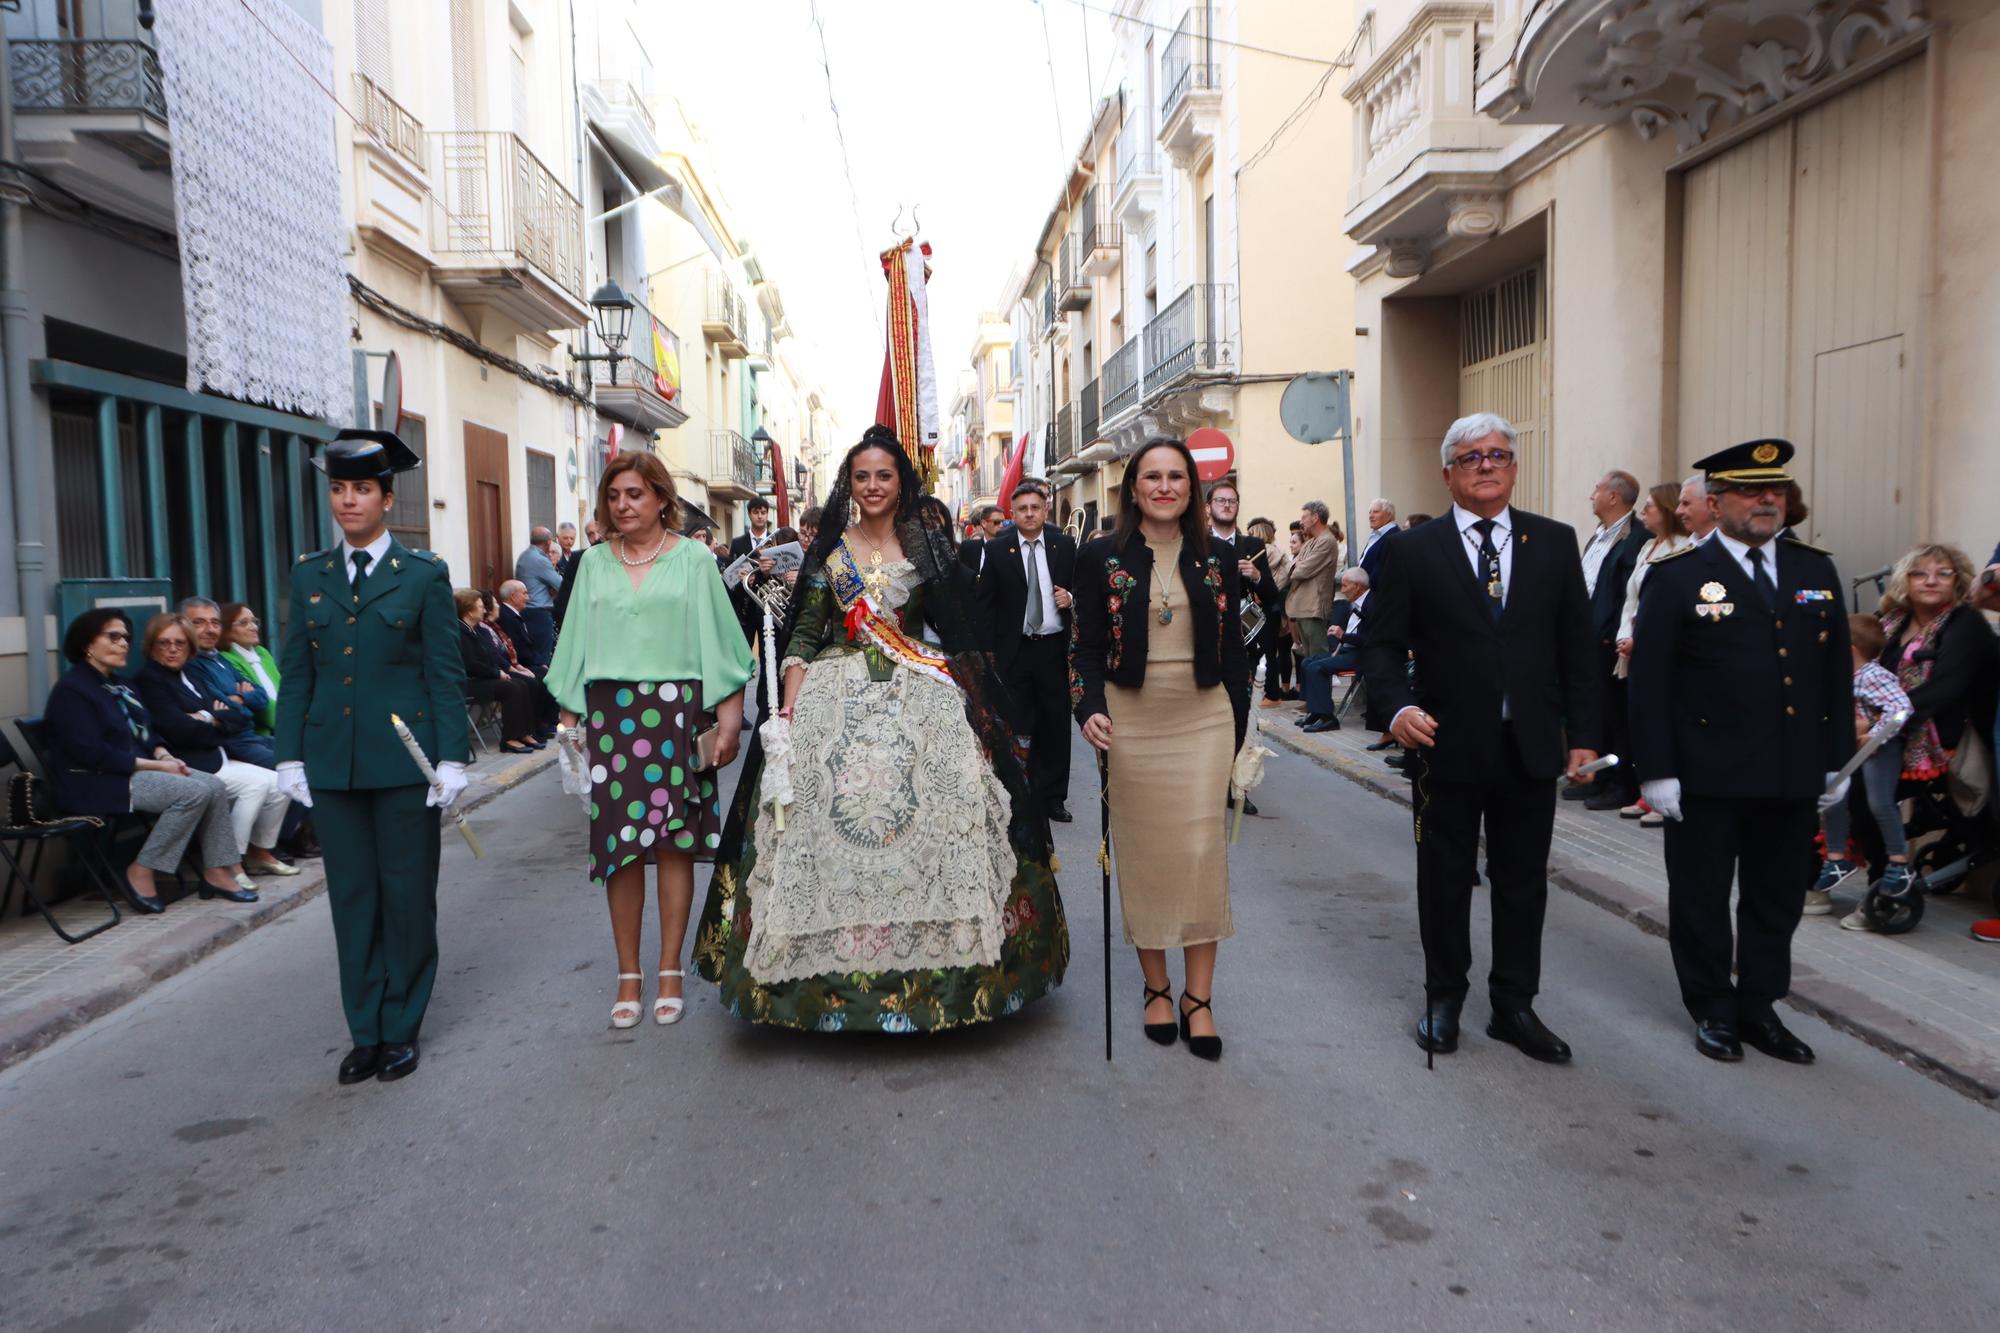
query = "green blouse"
xmin=545 ymin=537 xmax=754 ymax=715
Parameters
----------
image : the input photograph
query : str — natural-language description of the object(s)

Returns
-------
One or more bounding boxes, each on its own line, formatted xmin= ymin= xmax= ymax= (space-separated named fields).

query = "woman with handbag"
xmin=1071 ymin=437 xmax=1250 ymax=1060
xmin=546 ymin=451 xmax=753 ymax=1028
xmin=693 ymin=426 xmax=1068 ymax=1034
xmin=41 ymin=608 xmax=254 ymax=913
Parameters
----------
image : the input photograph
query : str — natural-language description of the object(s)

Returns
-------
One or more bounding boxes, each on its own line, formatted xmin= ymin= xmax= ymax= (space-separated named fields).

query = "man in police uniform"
xmin=275 ymin=430 xmax=471 ymax=1086
xmin=1628 ymin=438 xmax=1853 ymax=1065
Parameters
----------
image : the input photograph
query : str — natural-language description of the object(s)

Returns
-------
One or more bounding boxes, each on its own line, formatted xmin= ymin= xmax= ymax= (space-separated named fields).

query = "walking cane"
xmin=1098 ymin=748 xmax=1113 ymax=1062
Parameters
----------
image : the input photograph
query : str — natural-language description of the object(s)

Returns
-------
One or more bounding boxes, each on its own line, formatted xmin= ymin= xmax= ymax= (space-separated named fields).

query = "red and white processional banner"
xmin=875 ymin=238 xmax=941 ymax=489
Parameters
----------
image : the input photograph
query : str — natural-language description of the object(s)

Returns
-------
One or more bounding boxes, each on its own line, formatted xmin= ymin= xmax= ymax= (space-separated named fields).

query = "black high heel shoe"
xmin=1142 ymin=984 xmax=1177 ymax=1046
xmin=120 ymin=877 xmax=165 ymax=914
xmin=197 ymin=881 xmax=258 ymax=904
xmin=1179 ymin=992 xmax=1222 ymax=1062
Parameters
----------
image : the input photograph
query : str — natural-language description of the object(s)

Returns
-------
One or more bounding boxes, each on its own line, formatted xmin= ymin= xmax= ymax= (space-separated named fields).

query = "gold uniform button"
xmin=343 ymin=645 xmax=353 ymax=655
xmin=1774 ymin=619 xmax=1784 ymax=629
xmin=347 ymin=616 xmax=356 ymax=625
xmin=343 ymin=676 xmax=353 ymax=686
xmin=343 ymin=706 xmax=352 ymax=716
xmin=1784 ymin=676 xmax=1793 ymax=686
xmin=1778 ymin=647 xmax=1788 ymax=658
xmin=1786 ymin=705 xmax=1796 ymax=716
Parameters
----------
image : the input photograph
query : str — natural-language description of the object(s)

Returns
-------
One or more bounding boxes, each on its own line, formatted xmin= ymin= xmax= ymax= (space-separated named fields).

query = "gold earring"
xmin=849 ymin=498 xmax=861 ymax=526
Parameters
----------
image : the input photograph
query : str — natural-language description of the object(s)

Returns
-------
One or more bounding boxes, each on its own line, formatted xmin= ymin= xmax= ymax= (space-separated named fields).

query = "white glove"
xmin=275 ymin=760 xmax=313 ymax=809
xmin=1639 ymin=778 xmax=1682 ymax=822
xmin=427 ymin=761 xmax=468 ymax=809
xmin=1823 ymin=770 xmax=1851 ymax=807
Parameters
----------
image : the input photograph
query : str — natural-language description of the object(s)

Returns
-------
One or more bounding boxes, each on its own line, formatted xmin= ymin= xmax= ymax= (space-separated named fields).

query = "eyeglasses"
xmin=103 ymin=631 xmax=130 ymax=643
xmin=156 ymin=639 xmax=189 ymax=651
xmin=1449 ymin=449 xmax=1516 ymax=470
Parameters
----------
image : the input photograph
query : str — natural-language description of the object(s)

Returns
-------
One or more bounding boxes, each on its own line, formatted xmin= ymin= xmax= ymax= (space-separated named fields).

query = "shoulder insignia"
xmin=1652 ymin=544 xmax=1701 ymax=563
xmin=406 ymin=548 xmax=440 ymax=563
xmin=1779 ymin=533 xmax=1832 ymax=556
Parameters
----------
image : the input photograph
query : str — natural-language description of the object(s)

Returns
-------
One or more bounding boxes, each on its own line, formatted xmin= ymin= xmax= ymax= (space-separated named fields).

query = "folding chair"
xmin=465 ymin=697 xmax=501 ymax=756
xmin=0 ymin=726 xmax=120 ymax=944
xmin=1335 ymin=671 xmax=1367 ymax=720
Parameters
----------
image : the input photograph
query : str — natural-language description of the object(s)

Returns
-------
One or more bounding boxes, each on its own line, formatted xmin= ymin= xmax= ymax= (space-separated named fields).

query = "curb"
xmin=0 ymin=752 xmax=556 ymax=1075
xmin=1262 ymin=722 xmax=2000 ymax=1106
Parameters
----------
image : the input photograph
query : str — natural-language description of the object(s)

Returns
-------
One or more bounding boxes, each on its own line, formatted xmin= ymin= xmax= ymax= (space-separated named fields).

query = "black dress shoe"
xmin=1236 ymin=797 xmax=1259 ymax=817
xmin=1693 ymin=1019 xmax=1743 ymax=1061
xmin=1142 ymin=984 xmax=1177 ymax=1046
xmin=1179 ymin=992 xmax=1221 ymax=1061
xmin=1583 ymin=786 xmax=1634 ymax=812
xmin=376 ymin=1040 xmax=420 ymax=1082
xmin=1486 ymin=1007 xmax=1573 ymax=1063
xmin=1415 ymin=995 xmax=1463 ymax=1053
xmin=120 ymin=880 xmax=166 ymax=914
xmin=197 ymin=882 xmax=259 ymax=904
xmin=1364 ymin=739 xmax=1396 ymax=752
xmin=1741 ymin=1015 xmax=1814 ymax=1064
xmin=1302 ymin=718 xmax=1339 ymax=734
xmin=1046 ymin=802 xmax=1073 ymax=823
xmin=338 ymin=1045 xmax=381 ymax=1084
xmin=1294 ymin=713 xmax=1324 ymax=727
xmin=1561 ymin=783 xmax=1592 ymax=801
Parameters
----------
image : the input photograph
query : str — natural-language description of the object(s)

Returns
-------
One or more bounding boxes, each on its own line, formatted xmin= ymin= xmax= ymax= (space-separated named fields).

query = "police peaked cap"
xmin=315 ymin=429 xmax=422 ymax=482
xmin=1693 ymin=437 xmax=1794 ymax=487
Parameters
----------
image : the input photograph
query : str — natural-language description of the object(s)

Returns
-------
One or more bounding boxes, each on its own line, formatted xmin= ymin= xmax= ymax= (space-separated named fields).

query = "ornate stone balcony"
xmin=1476 ymin=0 xmax=1929 ymax=154
xmin=1159 ymin=9 xmax=1222 ymax=170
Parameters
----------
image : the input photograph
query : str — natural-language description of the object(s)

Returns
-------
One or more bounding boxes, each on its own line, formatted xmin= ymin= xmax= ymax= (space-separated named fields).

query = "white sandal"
xmin=654 ymin=969 xmax=686 ymax=1025
xmin=610 ymin=973 xmax=644 ymax=1029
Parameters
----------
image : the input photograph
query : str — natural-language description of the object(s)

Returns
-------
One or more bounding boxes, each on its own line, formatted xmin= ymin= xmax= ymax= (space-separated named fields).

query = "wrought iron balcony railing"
xmin=431 ymin=131 xmax=585 ymax=299
xmin=1145 ymin=284 xmax=1235 ymax=390
xmin=9 ymin=38 xmax=165 ymax=120
xmin=1054 ymin=401 xmax=1076 ymax=465
xmin=1162 ymin=11 xmax=1217 ymax=122
xmin=1041 ymin=281 xmax=1057 ymax=334
xmin=710 ymin=429 xmax=758 ymax=492
xmin=705 ymin=269 xmax=749 ymax=346
xmin=1102 ymin=335 xmax=1140 ymax=420
xmin=1079 ymin=377 xmax=1100 ymax=447
xmin=1059 ymin=233 xmax=1090 ymax=310
xmin=353 ymin=73 xmax=425 ymax=172
xmin=1116 ymin=116 xmax=1158 ymax=195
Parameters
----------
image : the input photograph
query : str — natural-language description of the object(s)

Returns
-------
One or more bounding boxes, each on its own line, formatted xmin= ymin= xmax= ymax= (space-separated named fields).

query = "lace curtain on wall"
xmin=154 ymin=0 xmax=351 ymax=423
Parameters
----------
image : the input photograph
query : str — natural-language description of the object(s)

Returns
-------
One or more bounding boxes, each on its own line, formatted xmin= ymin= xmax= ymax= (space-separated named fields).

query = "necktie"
xmin=1748 ymin=545 xmax=1777 ymax=610
xmin=1474 ymin=519 xmax=1503 ymax=622
xmin=1023 ymin=540 xmax=1046 ymax=633
xmin=350 ymin=549 xmax=372 ymax=600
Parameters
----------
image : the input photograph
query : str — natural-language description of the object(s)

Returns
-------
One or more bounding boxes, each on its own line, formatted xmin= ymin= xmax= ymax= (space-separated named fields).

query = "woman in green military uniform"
xmin=694 ymin=426 xmax=1068 ymax=1032
xmin=275 ymin=430 xmax=471 ymax=1086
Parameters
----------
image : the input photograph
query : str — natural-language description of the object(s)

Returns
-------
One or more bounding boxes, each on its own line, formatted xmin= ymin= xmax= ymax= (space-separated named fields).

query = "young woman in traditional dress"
xmin=1071 ymin=437 xmax=1250 ymax=1060
xmin=695 ymin=426 xmax=1067 ymax=1031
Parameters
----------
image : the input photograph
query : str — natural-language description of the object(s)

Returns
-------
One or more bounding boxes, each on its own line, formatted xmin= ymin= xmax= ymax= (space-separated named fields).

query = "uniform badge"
xmin=1752 ymin=442 xmax=1780 ymax=464
xmin=1699 ymin=581 xmax=1727 ymax=604
xmin=1695 ymin=599 xmax=1734 ymax=620
xmin=390 ymin=557 xmax=401 ymax=570
xmin=1793 ymin=589 xmax=1832 ymax=603
xmin=309 ymin=592 xmax=322 ymax=604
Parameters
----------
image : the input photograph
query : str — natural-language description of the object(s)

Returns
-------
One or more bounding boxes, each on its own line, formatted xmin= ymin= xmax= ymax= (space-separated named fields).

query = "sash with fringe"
xmin=826 ymin=540 xmax=957 ymax=690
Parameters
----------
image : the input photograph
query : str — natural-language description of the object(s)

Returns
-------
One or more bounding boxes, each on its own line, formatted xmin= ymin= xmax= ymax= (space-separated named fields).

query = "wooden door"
xmin=463 ymin=422 xmax=510 ymax=591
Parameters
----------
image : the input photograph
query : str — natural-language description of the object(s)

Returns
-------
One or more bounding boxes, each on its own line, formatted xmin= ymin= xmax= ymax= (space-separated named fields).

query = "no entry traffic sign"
xmin=1187 ymin=427 xmax=1234 ymax=483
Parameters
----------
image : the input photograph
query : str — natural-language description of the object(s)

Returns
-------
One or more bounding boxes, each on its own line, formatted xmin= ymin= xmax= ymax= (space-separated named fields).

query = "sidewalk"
xmin=0 ymin=749 xmax=556 ymax=1073
xmin=1254 ymin=700 xmax=2000 ymax=1104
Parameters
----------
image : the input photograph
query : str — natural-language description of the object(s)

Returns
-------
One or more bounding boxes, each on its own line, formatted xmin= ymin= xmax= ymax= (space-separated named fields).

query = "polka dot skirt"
xmin=584 ymin=678 xmax=723 ymax=886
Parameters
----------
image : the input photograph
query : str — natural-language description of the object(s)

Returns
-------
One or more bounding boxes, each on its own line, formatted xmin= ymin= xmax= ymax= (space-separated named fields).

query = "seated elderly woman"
xmin=218 ymin=602 xmax=280 ymax=735
xmin=1841 ymin=542 xmax=2000 ymax=931
xmin=456 ymin=588 xmax=542 ymax=754
xmin=41 ymin=608 xmax=260 ymax=913
xmin=133 ymin=613 xmax=299 ymax=883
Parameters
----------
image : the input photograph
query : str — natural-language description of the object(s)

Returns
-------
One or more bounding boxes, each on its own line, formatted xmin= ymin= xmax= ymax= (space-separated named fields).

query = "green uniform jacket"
xmin=274 ymin=540 xmax=472 ymax=790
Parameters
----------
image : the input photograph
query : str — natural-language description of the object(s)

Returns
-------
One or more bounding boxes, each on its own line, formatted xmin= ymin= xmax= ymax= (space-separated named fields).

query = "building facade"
xmin=1343 ymin=0 xmax=1997 ymax=583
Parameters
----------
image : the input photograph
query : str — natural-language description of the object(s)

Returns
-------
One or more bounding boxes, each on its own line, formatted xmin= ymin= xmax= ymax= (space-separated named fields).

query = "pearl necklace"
xmin=613 ymin=527 xmax=669 ymax=567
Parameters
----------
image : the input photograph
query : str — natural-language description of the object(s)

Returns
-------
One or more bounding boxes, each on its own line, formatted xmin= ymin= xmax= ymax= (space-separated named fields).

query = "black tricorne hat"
xmin=1693 ymin=437 xmax=1794 ymax=487
xmin=314 ymin=429 xmax=422 ymax=483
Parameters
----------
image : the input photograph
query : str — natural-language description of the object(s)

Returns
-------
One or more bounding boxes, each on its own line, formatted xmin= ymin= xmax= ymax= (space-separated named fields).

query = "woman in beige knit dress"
xmin=1070 ymin=438 xmax=1250 ymax=1060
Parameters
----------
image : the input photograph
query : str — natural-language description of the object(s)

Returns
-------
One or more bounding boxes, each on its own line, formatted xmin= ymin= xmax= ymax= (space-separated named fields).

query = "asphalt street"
xmin=2 ymin=733 xmax=1995 ymax=1330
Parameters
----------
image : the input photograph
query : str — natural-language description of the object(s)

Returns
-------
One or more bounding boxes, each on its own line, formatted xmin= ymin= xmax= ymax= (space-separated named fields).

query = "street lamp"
xmin=574 ymin=280 xmax=636 ymax=385
xmin=750 ymin=425 xmax=775 ymax=486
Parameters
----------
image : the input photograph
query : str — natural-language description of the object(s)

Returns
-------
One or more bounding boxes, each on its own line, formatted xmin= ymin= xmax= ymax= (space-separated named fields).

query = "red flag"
xmin=768 ymin=439 xmax=791 ymax=529
xmin=997 ymin=432 xmax=1028 ymax=515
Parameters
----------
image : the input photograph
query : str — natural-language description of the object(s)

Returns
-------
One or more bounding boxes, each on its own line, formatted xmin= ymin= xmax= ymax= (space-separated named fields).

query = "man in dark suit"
xmin=1578 ymin=471 xmax=1650 ymax=810
xmin=724 ymin=498 xmax=776 ymax=642
xmin=978 ymin=481 xmax=1077 ymax=822
xmin=1360 ymin=412 xmax=1601 ymax=1064
xmin=1628 ymin=437 xmax=1852 ymax=1065
xmin=1298 ymin=567 xmax=1370 ymax=732
xmin=496 ymin=580 xmax=543 ymax=671
xmin=960 ymin=504 xmax=1003 ymax=574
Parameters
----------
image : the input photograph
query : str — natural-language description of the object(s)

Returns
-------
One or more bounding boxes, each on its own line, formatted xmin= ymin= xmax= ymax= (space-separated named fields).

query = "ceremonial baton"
xmin=1098 ymin=748 xmax=1113 ymax=1063
xmin=1818 ymin=707 xmax=1910 ymax=813
xmin=1572 ymin=753 xmax=1619 ymax=779
xmin=388 ymin=713 xmax=484 ymax=858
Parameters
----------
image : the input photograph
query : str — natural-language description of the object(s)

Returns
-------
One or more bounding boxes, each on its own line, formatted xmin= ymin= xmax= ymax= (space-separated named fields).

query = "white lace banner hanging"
xmin=153 ymin=0 xmax=351 ymax=422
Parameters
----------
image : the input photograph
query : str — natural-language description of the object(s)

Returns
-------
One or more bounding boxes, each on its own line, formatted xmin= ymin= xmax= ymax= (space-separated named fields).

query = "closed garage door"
xmin=1676 ymin=55 xmax=1926 ymax=583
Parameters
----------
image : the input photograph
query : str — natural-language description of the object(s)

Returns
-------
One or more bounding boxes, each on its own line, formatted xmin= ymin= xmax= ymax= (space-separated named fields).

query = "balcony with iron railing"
xmin=1114 ymin=114 xmax=1161 ymax=223
xmin=1041 ymin=281 xmax=1058 ymax=335
xmin=1160 ymin=9 xmax=1222 ymax=168
xmin=1102 ymin=335 xmax=1140 ymax=421
xmin=352 ymin=73 xmax=424 ymax=173
xmin=591 ymin=293 xmax=686 ymax=432
xmin=709 ymin=429 xmax=759 ymax=500
xmin=704 ymin=268 xmax=750 ymax=357
xmin=1057 ymin=234 xmax=1090 ymax=312
xmin=1079 ymin=378 xmax=1101 ymax=449
xmin=430 ymin=130 xmax=588 ymax=330
xmin=9 ymin=36 xmax=169 ymax=169
xmin=1144 ymin=284 xmax=1236 ymax=389
xmin=1055 ymin=400 xmax=1076 ymax=467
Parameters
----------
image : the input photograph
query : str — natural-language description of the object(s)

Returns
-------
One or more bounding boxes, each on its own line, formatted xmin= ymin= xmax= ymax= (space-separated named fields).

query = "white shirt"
xmin=748 ymin=528 xmax=771 ymax=550
xmin=1452 ymin=504 xmax=1515 ymax=607
xmin=341 ymin=530 xmax=394 ymax=586
xmin=1342 ymin=590 xmax=1367 ymax=640
xmin=1712 ymin=529 xmax=1779 ymax=589
xmin=1360 ymin=522 xmax=1392 ymax=558
xmin=1580 ymin=511 xmax=1632 ymax=595
xmin=1017 ymin=532 xmax=1062 ymax=636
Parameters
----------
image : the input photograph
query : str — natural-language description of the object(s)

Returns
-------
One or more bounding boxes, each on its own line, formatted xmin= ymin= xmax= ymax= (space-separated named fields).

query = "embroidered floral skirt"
xmin=695 ymin=654 xmax=1068 ymax=1032
xmin=585 ymin=679 xmax=722 ymax=888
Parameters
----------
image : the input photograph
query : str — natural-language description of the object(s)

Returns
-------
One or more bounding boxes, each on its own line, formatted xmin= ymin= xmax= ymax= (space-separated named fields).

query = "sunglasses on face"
xmin=1449 ymin=449 xmax=1516 ymax=470
xmin=103 ymin=631 xmax=131 ymax=643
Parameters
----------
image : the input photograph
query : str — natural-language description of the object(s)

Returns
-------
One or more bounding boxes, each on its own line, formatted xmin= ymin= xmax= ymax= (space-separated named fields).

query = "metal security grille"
xmin=525 ymin=448 xmax=556 ymax=536
xmin=1459 ymin=264 xmax=1549 ymax=513
xmin=384 ymin=411 xmax=431 ymax=552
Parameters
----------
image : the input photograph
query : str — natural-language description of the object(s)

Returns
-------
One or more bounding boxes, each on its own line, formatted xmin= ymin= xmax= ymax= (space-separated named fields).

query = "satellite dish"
xmin=379 ymin=350 xmax=404 ymax=436
xmin=1279 ymin=371 xmax=1352 ymax=445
